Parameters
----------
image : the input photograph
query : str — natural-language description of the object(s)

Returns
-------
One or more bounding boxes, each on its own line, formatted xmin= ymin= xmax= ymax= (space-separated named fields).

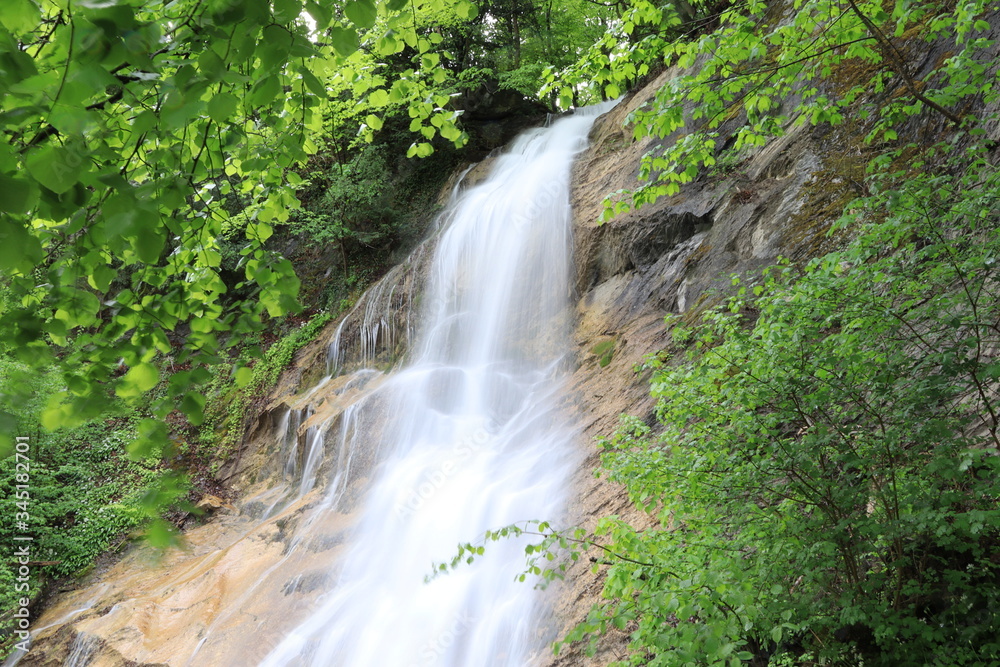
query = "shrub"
xmin=577 ymin=141 xmax=1000 ymax=665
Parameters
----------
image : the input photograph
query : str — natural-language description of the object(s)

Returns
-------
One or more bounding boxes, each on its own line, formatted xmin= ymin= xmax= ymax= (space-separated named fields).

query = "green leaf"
xmin=145 ymin=518 xmax=181 ymax=548
xmin=234 ymin=366 xmax=254 ymax=387
xmin=455 ymin=0 xmax=477 ymax=19
xmin=386 ymin=0 xmax=408 ymax=10
xmin=0 ymin=174 xmax=37 ymax=214
xmin=250 ymin=75 xmax=282 ymax=107
xmin=49 ymin=104 xmax=97 ymax=136
xmin=301 ymin=68 xmax=327 ymax=96
xmin=0 ymin=0 xmax=40 ymax=35
xmin=406 ymin=142 xmax=434 ymax=158
xmin=87 ymin=264 xmax=116 ymax=292
xmin=128 ymin=418 xmax=169 ymax=459
xmin=258 ymin=25 xmax=293 ymax=71
xmin=377 ymin=30 xmax=399 ymax=55
xmin=0 ymin=220 xmax=42 ymax=274
xmin=117 ymin=363 xmax=160 ymax=398
xmin=329 ymin=26 xmax=359 ymax=56
xmin=40 ymin=392 xmax=75 ymax=431
xmin=207 ymin=92 xmax=239 ymax=122
xmin=26 ymin=146 xmax=85 ymax=195
xmin=272 ymin=0 xmax=303 ymax=23
xmin=305 ymin=0 xmax=331 ymax=26
xmin=250 ymin=221 xmax=273 ymax=242
xmin=345 ymin=0 xmax=377 ymax=29
xmin=198 ymin=49 xmax=227 ymax=80
xmin=181 ymin=391 xmax=207 ymax=425
xmin=132 ymin=227 xmax=165 ymax=263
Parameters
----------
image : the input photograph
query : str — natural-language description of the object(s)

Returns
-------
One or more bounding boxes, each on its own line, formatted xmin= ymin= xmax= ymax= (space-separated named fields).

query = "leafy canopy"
xmin=0 ymin=0 xmax=481 ymax=455
xmin=543 ymin=0 xmax=998 ymax=217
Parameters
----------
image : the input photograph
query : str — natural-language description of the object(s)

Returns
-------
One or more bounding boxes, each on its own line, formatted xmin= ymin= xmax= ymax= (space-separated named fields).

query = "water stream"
xmin=257 ymin=102 xmax=616 ymax=666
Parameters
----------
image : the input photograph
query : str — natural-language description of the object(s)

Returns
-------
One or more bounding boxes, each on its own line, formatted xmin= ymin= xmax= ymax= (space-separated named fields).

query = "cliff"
xmin=10 ymin=41 xmax=974 ymax=666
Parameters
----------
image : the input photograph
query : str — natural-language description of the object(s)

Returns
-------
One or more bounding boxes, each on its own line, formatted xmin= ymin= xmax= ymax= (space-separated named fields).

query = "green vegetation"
xmin=199 ymin=311 xmax=332 ymax=467
xmin=0 ymin=308 xmax=330 ymax=656
xmin=0 ymin=377 xmax=177 ymax=653
xmin=577 ymin=143 xmax=1000 ymax=665
xmin=430 ymin=0 xmax=1000 ymax=662
xmin=446 ymin=138 xmax=1000 ymax=665
xmin=546 ymin=0 xmax=997 ymax=217
xmin=0 ymin=0 xmax=624 ymax=459
xmin=3 ymin=0 xmax=1000 ymax=663
xmin=591 ymin=339 xmax=617 ymax=368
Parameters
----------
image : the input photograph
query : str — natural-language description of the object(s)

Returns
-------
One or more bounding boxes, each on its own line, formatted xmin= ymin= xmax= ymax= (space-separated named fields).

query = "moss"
xmin=683 ymin=240 xmax=713 ymax=271
xmin=827 ymin=55 xmax=884 ymax=98
xmin=591 ymin=338 xmax=617 ymax=367
xmin=783 ymin=173 xmax=857 ymax=261
xmin=199 ymin=311 xmax=334 ymax=472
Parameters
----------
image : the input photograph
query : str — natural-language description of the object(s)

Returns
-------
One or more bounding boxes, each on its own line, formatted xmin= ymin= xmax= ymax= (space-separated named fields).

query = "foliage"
xmin=287 ymin=144 xmax=401 ymax=248
xmin=0 ymin=0 xmax=490 ymax=459
xmin=591 ymin=339 xmax=617 ymax=368
xmin=0 ymin=0 xmax=631 ymax=464
xmin=199 ymin=311 xmax=333 ymax=465
xmin=1 ymin=0 xmax=605 ymax=605
xmin=543 ymin=0 xmax=707 ymax=107
xmin=544 ymin=0 xmax=998 ymax=217
xmin=0 ymin=0 xmax=619 ymax=459
xmin=438 ymin=139 xmax=1000 ymax=665
xmin=584 ymin=143 xmax=1000 ymax=665
xmin=4 ymin=0 xmax=998 ymax=663
xmin=0 ymin=413 xmax=168 ymax=657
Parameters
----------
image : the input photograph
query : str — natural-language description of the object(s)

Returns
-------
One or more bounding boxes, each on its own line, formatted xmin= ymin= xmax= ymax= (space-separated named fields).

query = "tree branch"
xmin=843 ymin=0 xmax=962 ymax=125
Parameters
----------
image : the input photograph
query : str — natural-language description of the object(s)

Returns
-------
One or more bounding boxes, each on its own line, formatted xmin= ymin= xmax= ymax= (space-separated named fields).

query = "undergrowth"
xmin=199 ymin=311 xmax=332 ymax=469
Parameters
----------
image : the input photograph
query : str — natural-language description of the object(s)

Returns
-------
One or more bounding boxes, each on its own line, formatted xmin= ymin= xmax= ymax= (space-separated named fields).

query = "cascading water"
xmin=260 ymin=101 xmax=618 ymax=666
xmin=9 ymin=101 xmax=616 ymax=667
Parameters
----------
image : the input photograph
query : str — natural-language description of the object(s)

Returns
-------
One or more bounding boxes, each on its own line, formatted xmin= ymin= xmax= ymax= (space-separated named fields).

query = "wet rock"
xmin=195 ymin=495 xmax=234 ymax=514
xmin=456 ymin=80 xmax=551 ymax=152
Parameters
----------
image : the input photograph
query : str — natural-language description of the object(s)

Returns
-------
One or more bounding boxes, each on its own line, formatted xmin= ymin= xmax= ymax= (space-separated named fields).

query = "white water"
xmin=4 ymin=104 xmax=613 ymax=667
xmin=258 ymin=103 xmax=616 ymax=667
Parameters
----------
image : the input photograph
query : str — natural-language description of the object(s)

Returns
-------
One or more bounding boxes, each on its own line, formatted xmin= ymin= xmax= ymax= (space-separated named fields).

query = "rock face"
xmin=16 ymin=67 xmax=854 ymax=667
xmin=456 ymin=81 xmax=553 ymax=152
xmin=538 ymin=65 xmax=854 ymax=665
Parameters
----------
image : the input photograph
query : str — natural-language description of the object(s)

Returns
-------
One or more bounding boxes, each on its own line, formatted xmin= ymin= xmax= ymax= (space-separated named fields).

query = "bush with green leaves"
xmin=543 ymin=0 xmax=998 ymax=218
xmin=289 ymin=145 xmax=401 ymax=249
xmin=0 ymin=0 xmax=489 ymax=460
xmin=563 ymin=141 xmax=1000 ymax=665
xmin=0 ymin=412 xmax=168 ymax=658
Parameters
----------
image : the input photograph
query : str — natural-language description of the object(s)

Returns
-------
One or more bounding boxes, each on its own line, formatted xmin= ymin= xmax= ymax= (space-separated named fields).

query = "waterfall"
xmin=64 ymin=634 xmax=99 ymax=667
xmin=16 ymin=101 xmax=616 ymax=667
xmin=258 ymin=102 xmax=617 ymax=667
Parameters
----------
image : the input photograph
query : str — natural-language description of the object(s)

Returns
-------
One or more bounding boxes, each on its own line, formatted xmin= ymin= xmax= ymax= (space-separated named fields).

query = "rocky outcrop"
xmin=457 ymin=81 xmax=553 ymax=152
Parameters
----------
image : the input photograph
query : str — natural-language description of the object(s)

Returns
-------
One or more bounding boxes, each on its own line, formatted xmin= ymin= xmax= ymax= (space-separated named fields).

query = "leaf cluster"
xmin=581 ymin=141 xmax=1000 ymax=665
